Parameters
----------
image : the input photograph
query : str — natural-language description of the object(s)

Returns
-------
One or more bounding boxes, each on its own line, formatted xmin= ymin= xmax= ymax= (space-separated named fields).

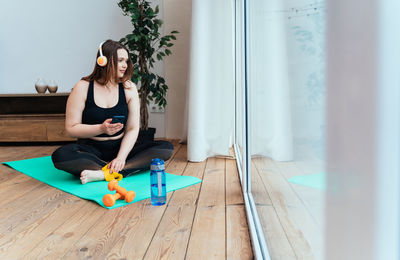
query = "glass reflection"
xmin=235 ymin=0 xmax=245 ymax=179
xmin=248 ymin=1 xmax=326 ymax=259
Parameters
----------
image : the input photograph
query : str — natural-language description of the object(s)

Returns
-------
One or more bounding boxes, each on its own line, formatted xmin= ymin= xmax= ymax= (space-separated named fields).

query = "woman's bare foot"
xmin=80 ymin=170 xmax=105 ymax=184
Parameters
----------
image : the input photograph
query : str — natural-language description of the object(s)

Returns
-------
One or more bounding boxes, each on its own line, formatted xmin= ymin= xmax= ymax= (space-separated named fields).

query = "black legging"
xmin=51 ymin=138 xmax=173 ymax=178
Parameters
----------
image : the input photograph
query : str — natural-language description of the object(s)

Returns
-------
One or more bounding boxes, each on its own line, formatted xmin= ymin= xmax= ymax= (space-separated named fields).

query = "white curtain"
xmin=184 ymin=0 xmax=325 ymax=162
xmin=249 ymin=0 xmax=326 ymax=162
xmin=249 ymin=0 xmax=293 ymax=161
xmin=184 ymin=0 xmax=235 ymax=162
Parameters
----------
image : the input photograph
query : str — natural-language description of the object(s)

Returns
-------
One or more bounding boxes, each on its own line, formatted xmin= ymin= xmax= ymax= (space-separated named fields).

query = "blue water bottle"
xmin=150 ymin=158 xmax=166 ymax=206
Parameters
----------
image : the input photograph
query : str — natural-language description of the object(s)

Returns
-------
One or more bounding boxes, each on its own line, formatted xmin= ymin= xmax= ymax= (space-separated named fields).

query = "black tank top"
xmin=82 ymin=81 xmax=128 ymax=137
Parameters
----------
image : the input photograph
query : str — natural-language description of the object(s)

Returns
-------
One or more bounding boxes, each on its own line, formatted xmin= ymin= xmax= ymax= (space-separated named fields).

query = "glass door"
xmin=235 ymin=1 xmax=400 ymax=259
xmin=235 ymin=0 xmax=327 ymax=259
xmin=234 ymin=0 xmax=245 ymax=182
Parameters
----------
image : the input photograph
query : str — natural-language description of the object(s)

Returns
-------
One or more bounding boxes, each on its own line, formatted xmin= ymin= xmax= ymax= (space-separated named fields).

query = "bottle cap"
xmin=151 ymin=158 xmax=165 ymax=170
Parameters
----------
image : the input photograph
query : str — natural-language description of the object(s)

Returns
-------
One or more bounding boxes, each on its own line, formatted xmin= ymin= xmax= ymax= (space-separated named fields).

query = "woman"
xmin=51 ymin=39 xmax=173 ymax=184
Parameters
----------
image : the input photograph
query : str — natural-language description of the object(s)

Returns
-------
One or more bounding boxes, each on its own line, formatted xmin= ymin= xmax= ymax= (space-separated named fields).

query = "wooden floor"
xmin=0 ymin=141 xmax=253 ymax=260
xmin=251 ymin=146 xmax=325 ymax=260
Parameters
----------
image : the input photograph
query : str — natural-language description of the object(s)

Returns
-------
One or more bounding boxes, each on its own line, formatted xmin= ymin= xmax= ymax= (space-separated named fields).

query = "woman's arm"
xmin=108 ymin=81 xmax=140 ymax=173
xmin=65 ymin=80 xmax=120 ymax=138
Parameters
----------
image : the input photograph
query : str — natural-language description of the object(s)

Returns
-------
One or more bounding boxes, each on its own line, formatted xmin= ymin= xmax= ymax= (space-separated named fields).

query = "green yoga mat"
xmin=3 ymin=156 xmax=201 ymax=209
xmin=288 ymin=172 xmax=326 ymax=190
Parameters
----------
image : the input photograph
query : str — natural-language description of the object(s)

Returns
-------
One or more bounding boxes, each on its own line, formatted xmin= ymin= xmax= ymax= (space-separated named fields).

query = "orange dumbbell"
xmin=103 ymin=180 xmax=135 ymax=207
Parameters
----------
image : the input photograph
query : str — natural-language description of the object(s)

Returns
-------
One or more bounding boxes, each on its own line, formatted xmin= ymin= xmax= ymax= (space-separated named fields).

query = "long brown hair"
xmin=82 ymin=39 xmax=133 ymax=87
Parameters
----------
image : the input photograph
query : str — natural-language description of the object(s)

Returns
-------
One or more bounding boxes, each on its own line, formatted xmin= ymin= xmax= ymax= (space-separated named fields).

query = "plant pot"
xmin=137 ymin=127 xmax=156 ymax=143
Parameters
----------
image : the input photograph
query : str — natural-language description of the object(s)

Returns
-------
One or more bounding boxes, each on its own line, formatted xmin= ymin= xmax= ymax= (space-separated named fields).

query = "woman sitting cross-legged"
xmin=51 ymin=39 xmax=173 ymax=184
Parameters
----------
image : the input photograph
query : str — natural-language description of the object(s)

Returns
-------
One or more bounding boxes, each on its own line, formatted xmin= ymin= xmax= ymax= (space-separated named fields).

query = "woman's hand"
xmin=101 ymin=118 xmax=124 ymax=136
xmin=108 ymin=157 xmax=126 ymax=173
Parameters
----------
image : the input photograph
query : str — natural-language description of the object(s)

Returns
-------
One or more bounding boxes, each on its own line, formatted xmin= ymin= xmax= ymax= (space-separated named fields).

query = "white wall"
xmin=0 ymin=0 xmax=172 ymax=138
xmin=0 ymin=0 xmax=132 ymax=93
xmin=163 ymin=0 xmax=192 ymax=140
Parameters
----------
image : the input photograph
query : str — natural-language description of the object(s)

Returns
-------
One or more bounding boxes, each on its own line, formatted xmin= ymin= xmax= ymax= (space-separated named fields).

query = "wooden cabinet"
xmin=0 ymin=93 xmax=76 ymax=142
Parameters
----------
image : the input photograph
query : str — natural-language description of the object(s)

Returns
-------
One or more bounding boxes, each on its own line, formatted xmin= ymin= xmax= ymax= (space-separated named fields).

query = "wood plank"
xmin=0 ymin=195 xmax=84 ymax=259
xmin=253 ymin=157 xmax=321 ymax=259
xmin=257 ymin=205 xmax=297 ymax=260
xmin=0 ymin=165 xmax=19 ymax=183
xmin=251 ymin=160 xmax=273 ymax=206
xmin=185 ymin=206 xmax=226 ymax=259
xmin=0 ymin=187 xmax=67 ymax=239
xmin=185 ymin=158 xmax=226 ymax=259
xmin=164 ymin=143 xmax=187 ymax=174
xmin=143 ymin=160 xmax=206 ymax=260
xmin=263 ymin=147 xmax=325 ymax=232
xmin=167 ymin=160 xmax=204 ymax=208
xmin=31 ymin=145 xmax=60 ymax=157
xmin=0 ymin=114 xmax=73 ymax=142
xmin=0 ymin=173 xmax=43 ymax=207
xmin=0 ymin=146 xmax=59 ymax=160
xmin=46 ymin=120 xmax=75 ymax=141
xmin=226 ymin=205 xmax=253 ymax=260
xmin=62 ymin=198 xmax=155 ymax=258
xmin=0 ymin=146 xmax=60 ymax=207
xmin=0 ymin=120 xmax=47 ymax=141
xmin=226 ymin=159 xmax=244 ymax=205
xmin=273 ymin=159 xmax=324 ymax=226
xmin=24 ymin=202 xmax=106 ymax=259
xmin=197 ymin=157 xmax=225 ymax=207
xmin=164 ymin=139 xmax=181 ymax=168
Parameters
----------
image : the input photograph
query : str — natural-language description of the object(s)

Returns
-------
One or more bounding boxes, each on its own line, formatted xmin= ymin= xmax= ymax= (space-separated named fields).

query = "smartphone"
xmin=111 ymin=115 xmax=126 ymax=124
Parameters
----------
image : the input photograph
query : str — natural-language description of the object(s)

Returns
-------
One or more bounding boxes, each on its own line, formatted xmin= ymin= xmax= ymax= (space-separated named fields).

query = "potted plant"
xmin=118 ymin=0 xmax=178 ymax=142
